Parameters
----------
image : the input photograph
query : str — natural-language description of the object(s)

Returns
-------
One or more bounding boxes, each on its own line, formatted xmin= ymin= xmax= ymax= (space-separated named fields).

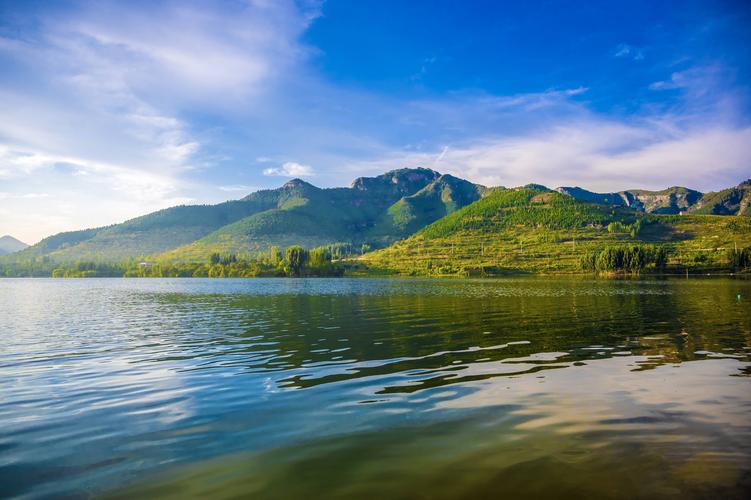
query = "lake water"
xmin=1 ymin=277 xmax=750 ymax=499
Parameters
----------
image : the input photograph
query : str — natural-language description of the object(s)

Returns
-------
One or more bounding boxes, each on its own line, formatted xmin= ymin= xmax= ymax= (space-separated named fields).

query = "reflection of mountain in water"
xmin=138 ymin=278 xmax=750 ymax=393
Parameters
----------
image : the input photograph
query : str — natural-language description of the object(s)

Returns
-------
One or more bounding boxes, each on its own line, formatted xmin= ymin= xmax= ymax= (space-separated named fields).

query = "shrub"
xmin=728 ymin=246 xmax=751 ymax=270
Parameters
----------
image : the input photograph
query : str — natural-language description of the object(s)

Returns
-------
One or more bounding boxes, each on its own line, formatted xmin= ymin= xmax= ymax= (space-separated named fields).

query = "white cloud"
xmin=0 ymin=145 xmax=178 ymax=200
xmin=347 ymin=120 xmax=751 ymax=193
xmin=263 ymin=161 xmax=315 ymax=177
xmin=0 ymin=0 xmax=318 ymax=242
xmin=40 ymin=0 xmax=319 ymax=105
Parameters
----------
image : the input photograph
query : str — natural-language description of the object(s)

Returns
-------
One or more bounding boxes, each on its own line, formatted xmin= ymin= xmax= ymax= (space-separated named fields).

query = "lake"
xmin=1 ymin=277 xmax=750 ymax=498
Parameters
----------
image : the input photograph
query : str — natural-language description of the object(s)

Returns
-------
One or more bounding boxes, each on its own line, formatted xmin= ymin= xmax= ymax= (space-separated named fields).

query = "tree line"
xmin=0 ymin=245 xmax=346 ymax=278
xmin=578 ymin=245 xmax=668 ymax=273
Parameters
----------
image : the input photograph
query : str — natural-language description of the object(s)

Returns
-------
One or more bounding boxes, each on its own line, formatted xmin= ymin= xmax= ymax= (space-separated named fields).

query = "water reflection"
xmin=0 ymin=277 xmax=749 ymax=498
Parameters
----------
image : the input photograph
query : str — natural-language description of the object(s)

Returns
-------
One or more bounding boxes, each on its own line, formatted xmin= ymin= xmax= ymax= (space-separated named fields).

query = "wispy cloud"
xmin=613 ymin=43 xmax=644 ymax=61
xmin=263 ymin=162 xmax=315 ymax=177
xmin=218 ymin=184 xmax=258 ymax=193
xmin=0 ymin=0 xmax=319 ymax=242
xmin=0 ymin=192 xmax=48 ymax=200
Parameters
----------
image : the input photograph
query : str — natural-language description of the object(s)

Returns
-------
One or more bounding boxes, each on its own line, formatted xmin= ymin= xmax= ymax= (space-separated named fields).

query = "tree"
xmin=728 ymin=246 xmax=751 ymax=270
xmin=285 ymin=246 xmax=308 ymax=276
xmin=652 ymin=247 xmax=668 ymax=271
xmin=268 ymin=246 xmax=283 ymax=266
xmin=309 ymin=247 xmax=332 ymax=270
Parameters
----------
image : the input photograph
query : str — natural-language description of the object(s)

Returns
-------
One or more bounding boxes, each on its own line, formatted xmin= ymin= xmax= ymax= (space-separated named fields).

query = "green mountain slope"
xmin=160 ymin=169 xmax=487 ymax=262
xmin=360 ymin=187 xmax=751 ymax=275
xmin=369 ymin=174 xmax=488 ymax=239
xmin=13 ymin=197 xmax=281 ymax=262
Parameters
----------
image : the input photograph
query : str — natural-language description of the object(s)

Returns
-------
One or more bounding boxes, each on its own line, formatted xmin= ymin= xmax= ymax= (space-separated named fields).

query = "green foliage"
xmin=158 ymin=170 xmax=486 ymax=262
xmin=578 ymin=245 xmax=664 ymax=273
xmin=3 ymin=171 xmax=750 ymax=277
xmin=268 ymin=246 xmax=283 ymax=266
xmin=419 ymin=188 xmax=635 ymax=240
xmin=727 ymin=246 xmax=751 ymax=270
xmin=652 ymin=247 xmax=668 ymax=270
xmin=284 ymin=246 xmax=308 ymax=276
xmin=0 ymin=245 xmax=344 ymax=278
xmin=607 ymin=220 xmax=642 ymax=237
xmin=7 ymin=168 xmax=485 ymax=264
xmin=361 ymin=188 xmax=751 ymax=276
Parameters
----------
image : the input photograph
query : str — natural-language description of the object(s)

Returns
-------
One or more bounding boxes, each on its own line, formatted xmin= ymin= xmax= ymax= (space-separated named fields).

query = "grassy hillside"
xmin=158 ymin=182 xmax=347 ymax=261
xmin=358 ymin=188 xmax=751 ymax=276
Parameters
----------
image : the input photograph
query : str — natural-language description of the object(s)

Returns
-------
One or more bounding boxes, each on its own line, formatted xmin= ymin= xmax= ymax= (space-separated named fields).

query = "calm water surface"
xmin=1 ymin=277 xmax=750 ymax=499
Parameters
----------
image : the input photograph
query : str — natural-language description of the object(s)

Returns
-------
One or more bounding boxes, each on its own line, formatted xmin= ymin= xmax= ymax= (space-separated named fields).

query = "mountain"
xmin=555 ymin=181 xmax=751 ymax=216
xmin=555 ymin=186 xmax=703 ymax=214
xmin=8 ymin=168 xmax=485 ymax=263
xmin=689 ymin=180 xmax=751 ymax=216
xmin=159 ymin=169 xmax=487 ymax=262
xmin=364 ymin=174 xmax=488 ymax=239
xmin=4 ymin=170 xmax=749 ymax=267
xmin=14 ymin=199 xmax=281 ymax=262
xmin=361 ymin=186 xmax=751 ymax=275
xmin=0 ymin=235 xmax=29 ymax=255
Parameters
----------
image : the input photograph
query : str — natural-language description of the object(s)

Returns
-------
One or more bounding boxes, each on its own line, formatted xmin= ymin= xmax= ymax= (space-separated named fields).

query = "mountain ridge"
xmin=555 ymin=181 xmax=750 ymax=215
xmin=3 ymin=169 xmax=749 ymax=265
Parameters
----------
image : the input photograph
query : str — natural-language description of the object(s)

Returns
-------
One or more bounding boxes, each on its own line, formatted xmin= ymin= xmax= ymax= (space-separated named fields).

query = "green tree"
xmin=652 ymin=247 xmax=668 ymax=271
xmin=728 ymin=246 xmax=751 ymax=270
xmin=285 ymin=246 xmax=308 ymax=276
xmin=268 ymin=246 xmax=283 ymax=266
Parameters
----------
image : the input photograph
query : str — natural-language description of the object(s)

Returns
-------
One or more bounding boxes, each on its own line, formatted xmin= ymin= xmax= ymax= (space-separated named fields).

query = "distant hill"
xmin=689 ymin=180 xmax=751 ymax=216
xmin=361 ymin=187 xmax=751 ymax=275
xmin=555 ymin=181 xmax=751 ymax=216
xmin=14 ymin=199 xmax=280 ymax=262
xmin=0 ymin=235 xmax=28 ymax=255
xmin=555 ymin=186 xmax=703 ymax=214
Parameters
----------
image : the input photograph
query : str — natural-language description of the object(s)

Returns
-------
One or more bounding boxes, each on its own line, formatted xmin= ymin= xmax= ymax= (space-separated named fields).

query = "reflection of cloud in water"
xmin=118 ymin=357 xmax=751 ymax=499
xmin=435 ymin=356 xmax=751 ymax=490
xmin=440 ymin=356 xmax=750 ymax=428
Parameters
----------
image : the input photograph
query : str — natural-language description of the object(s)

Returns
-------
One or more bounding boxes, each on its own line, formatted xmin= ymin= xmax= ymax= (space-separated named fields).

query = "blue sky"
xmin=1 ymin=0 xmax=750 ymax=243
